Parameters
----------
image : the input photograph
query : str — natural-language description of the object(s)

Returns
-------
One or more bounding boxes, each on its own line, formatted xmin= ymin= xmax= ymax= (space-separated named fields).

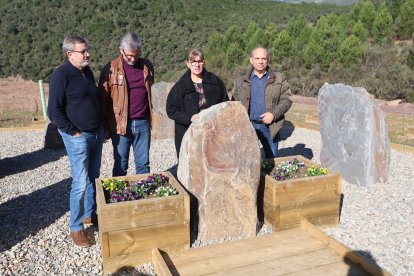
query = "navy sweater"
xmin=48 ymin=61 xmax=102 ymax=135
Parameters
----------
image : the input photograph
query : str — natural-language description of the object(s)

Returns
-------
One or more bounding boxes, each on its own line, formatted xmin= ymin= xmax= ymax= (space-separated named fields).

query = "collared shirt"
xmin=249 ymin=70 xmax=268 ymax=121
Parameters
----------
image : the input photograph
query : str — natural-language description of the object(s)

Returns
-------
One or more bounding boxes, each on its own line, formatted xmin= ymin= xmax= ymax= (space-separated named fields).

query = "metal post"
xmin=39 ymin=80 xmax=47 ymax=121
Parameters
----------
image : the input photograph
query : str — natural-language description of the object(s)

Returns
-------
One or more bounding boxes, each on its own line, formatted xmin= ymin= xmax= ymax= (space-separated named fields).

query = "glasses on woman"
xmin=190 ymin=60 xmax=204 ymax=66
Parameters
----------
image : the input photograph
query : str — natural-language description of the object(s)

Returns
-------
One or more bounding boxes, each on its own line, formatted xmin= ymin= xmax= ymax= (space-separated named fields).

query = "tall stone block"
xmin=178 ymin=102 xmax=261 ymax=241
xmin=318 ymin=83 xmax=391 ymax=186
xmin=151 ymin=81 xmax=175 ymax=140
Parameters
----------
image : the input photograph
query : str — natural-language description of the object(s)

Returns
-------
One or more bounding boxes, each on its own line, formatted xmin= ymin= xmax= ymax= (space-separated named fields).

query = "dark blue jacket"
xmin=48 ymin=60 xmax=102 ymax=135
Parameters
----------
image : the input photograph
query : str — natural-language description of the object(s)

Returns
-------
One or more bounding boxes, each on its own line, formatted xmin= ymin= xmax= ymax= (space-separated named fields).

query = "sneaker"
xmin=70 ymin=230 xmax=92 ymax=247
xmin=83 ymin=216 xmax=98 ymax=226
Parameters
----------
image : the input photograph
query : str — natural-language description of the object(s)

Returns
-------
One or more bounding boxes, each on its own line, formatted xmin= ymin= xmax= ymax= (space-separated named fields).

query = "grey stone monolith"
xmin=177 ymin=101 xmax=261 ymax=241
xmin=318 ymin=83 xmax=391 ymax=186
xmin=44 ymin=122 xmax=64 ymax=149
xmin=151 ymin=81 xmax=175 ymax=140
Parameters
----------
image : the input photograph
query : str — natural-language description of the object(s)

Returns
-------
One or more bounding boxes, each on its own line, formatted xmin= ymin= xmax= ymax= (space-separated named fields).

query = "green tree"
xmin=351 ymin=0 xmax=365 ymax=21
xmin=385 ymin=0 xmax=404 ymax=20
xmin=397 ymin=0 xmax=414 ymax=39
xmin=303 ymin=16 xmax=340 ymax=70
xmin=225 ymin=42 xmax=244 ymax=69
xmin=352 ymin=21 xmax=368 ymax=42
xmin=205 ymin=32 xmax=225 ymax=57
xmin=224 ymin=25 xmax=244 ymax=50
xmin=359 ymin=0 xmax=376 ymax=32
xmin=408 ymin=46 xmax=414 ymax=70
xmin=287 ymin=15 xmax=312 ymax=59
xmin=339 ymin=35 xmax=364 ymax=67
xmin=245 ymin=21 xmax=259 ymax=44
xmin=246 ymin=29 xmax=267 ymax=54
xmin=372 ymin=4 xmax=393 ymax=44
xmin=205 ymin=32 xmax=225 ymax=68
xmin=272 ymin=30 xmax=292 ymax=64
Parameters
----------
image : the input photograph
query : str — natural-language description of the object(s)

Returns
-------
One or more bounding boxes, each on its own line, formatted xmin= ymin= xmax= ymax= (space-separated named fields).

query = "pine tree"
xmin=224 ymin=26 xmax=244 ymax=50
xmin=303 ymin=16 xmax=340 ymax=70
xmin=352 ymin=21 xmax=368 ymax=42
xmin=397 ymin=0 xmax=414 ymax=39
xmin=272 ymin=30 xmax=292 ymax=64
xmin=225 ymin=42 xmax=244 ymax=69
xmin=359 ymin=0 xmax=376 ymax=32
xmin=339 ymin=35 xmax=364 ymax=67
xmin=246 ymin=29 xmax=267 ymax=54
xmin=385 ymin=0 xmax=404 ymax=20
xmin=372 ymin=3 xmax=393 ymax=44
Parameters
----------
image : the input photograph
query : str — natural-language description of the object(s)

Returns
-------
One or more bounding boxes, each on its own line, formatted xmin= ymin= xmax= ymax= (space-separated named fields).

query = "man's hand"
xmin=260 ymin=112 xmax=274 ymax=124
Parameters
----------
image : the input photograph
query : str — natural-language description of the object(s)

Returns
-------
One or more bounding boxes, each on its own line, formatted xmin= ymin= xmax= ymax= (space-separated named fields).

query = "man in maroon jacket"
xmin=99 ymin=32 xmax=154 ymax=176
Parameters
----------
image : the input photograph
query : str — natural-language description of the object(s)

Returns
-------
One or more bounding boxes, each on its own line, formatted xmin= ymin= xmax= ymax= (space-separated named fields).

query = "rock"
xmin=151 ymin=81 xmax=175 ymax=140
xmin=385 ymin=99 xmax=402 ymax=106
xmin=318 ymin=83 xmax=391 ymax=186
xmin=44 ymin=122 xmax=64 ymax=149
xmin=177 ymin=101 xmax=261 ymax=241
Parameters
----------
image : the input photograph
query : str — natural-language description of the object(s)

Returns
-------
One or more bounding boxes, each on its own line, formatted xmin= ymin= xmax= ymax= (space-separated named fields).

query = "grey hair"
xmin=120 ymin=32 xmax=142 ymax=50
xmin=250 ymin=46 xmax=268 ymax=57
xmin=62 ymin=36 xmax=86 ymax=54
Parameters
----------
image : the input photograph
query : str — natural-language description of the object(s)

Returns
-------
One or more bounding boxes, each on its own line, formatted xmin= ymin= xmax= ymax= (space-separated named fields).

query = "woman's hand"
xmin=191 ymin=114 xmax=198 ymax=122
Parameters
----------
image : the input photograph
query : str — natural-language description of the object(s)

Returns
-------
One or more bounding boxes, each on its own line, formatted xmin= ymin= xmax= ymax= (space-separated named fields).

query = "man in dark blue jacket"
xmin=48 ymin=36 xmax=103 ymax=247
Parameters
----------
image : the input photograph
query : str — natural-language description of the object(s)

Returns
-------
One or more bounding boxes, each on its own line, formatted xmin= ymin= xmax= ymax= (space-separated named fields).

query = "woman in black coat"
xmin=166 ymin=49 xmax=229 ymax=157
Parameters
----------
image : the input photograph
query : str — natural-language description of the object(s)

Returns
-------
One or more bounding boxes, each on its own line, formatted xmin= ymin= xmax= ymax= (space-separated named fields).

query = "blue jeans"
xmin=59 ymin=127 xmax=104 ymax=231
xmin=251 ymin=122 xmax=279 ymax=158
xmin=111 ymin=118 xmax=150 ymax=176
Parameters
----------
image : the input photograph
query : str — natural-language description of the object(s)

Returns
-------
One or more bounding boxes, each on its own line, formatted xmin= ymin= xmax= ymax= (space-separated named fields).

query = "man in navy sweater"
xmin=48 ymin=36 xmax=103 ymax=247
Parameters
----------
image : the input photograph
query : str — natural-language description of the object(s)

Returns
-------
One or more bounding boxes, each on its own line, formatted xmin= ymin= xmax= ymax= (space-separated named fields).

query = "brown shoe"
xmin=70 ymin=230 xmax=92 ymax=247
xmin=83 ymin=216 xmax=98 ymax=226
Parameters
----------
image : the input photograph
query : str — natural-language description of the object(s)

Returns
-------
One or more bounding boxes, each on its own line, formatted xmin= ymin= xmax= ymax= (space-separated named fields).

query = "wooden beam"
xmin=300 ymin=220 xmax=392 ymax=276
xmin=152 ymin=248 xmax=173 ymax=276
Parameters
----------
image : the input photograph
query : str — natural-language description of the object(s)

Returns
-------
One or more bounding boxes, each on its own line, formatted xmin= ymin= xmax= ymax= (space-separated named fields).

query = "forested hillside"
xmin=1 ymin=0 xmax=413 ymax=102
xmin=0 ymin=0 xmax=347 ymax=80
xmin=205 ymin=0 xmax=414 ymax=102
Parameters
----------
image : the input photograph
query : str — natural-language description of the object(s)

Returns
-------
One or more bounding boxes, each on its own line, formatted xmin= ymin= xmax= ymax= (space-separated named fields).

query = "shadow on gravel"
xmin=166 ymin=164 xmax=178 ymax=179
xmin=277 ymin=143 xmax=314 ymax=160
xmin=279 ymin=120 xmax=295 ymax=141
xmin=0 ymin=148 xmax=66 ymax=178
xmin=277 ymin=121 xmax=314 ymax=159
xmin=344 ymin=250 xmax=387 ymax=275
xmin=0 ymin=178 xmax=71 ymax=252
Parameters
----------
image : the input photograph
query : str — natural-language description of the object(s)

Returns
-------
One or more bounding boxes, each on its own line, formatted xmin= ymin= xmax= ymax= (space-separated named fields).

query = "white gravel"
xmin=0 ymin=127 xmax=413 ymax=275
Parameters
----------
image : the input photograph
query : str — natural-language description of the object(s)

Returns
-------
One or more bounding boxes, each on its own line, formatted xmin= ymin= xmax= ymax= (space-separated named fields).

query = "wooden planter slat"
xmin=261 ymin=155 xmax=341 ymax=230
xmin=95 ymin=171 xmax=190 ymax=274
xmin=107 ymin=221 xmax=189 ymax=256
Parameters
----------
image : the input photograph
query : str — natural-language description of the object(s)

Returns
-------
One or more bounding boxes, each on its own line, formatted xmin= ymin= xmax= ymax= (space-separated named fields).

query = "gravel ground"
xmin=0 ymin=126 xmax=413 ymax=275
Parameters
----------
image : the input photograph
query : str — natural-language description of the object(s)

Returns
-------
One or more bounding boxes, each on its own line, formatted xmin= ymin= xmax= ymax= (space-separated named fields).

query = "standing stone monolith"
xmin=151 ymin=81 xmax=175 ymax=140
xmin=177 ymin=101 xmax=261 ymax=241
xmin=318 ymin=83 xmax=390 ymax=186
xmin=44 ymin=121 xmax=64 ymax=149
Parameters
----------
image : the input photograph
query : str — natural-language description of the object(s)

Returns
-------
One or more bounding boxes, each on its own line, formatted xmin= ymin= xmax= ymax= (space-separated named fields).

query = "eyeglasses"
xmin=190 ymin=60 xmax=204 ymax=66
xmin=71 ymin=49 xmax=89 ymax=55
xmin=122 ymin=50 xmax=140 ymax=61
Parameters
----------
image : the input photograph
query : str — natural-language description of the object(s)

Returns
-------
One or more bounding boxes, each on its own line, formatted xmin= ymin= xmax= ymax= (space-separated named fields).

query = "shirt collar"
xmin=250 ymin=70 xmax=268 ymax=79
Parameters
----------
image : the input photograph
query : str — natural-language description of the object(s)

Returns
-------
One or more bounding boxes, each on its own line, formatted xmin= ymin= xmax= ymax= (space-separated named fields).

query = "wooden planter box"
xmin=260 ymin=155 xmax=341 ymax=231
xmin=95 ymin=172 xmax=190 ymax=274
